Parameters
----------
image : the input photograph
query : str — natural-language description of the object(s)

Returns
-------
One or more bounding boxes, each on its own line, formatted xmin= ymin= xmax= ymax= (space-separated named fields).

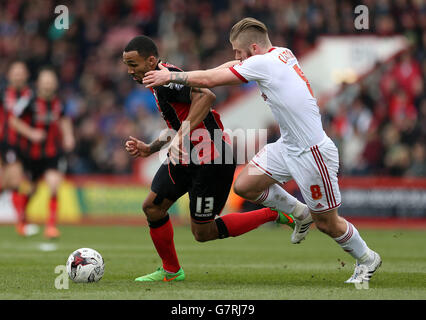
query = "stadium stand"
xmin=0 ymin=0 xmax=424 ymax=178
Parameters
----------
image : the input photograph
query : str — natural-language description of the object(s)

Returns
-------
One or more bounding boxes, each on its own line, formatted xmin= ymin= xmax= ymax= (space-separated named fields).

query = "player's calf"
xmin=310 ymin=209 xmax=347 ymax=238
xmin=191 ymin=220 xmax=219 ymax=242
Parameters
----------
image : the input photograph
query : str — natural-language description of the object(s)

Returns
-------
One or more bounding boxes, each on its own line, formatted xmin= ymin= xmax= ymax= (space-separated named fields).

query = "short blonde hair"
xmin=229 ymin=17 xmax=270 ymax=47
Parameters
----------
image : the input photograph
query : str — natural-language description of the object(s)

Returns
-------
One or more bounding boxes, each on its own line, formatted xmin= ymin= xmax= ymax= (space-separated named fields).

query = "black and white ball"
xmin=66 ymin=248 xmax=105 ymax=283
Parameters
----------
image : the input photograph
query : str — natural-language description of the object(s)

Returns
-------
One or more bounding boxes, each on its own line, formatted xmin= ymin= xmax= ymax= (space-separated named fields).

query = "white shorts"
xmin=250 ymin=136 xmax=341 ymax=213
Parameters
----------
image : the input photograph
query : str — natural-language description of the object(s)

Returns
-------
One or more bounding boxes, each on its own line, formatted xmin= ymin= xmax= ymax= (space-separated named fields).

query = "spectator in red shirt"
xmin=388 ymin=89 xmax=417 ymax=128
xmin=390 ymin=51 xmax=422 ymax=100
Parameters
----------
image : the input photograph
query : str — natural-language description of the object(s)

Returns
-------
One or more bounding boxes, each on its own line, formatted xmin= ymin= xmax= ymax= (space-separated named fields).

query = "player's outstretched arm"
xmin=212 ymin=60 xmax=240 ymax=70
xmin=143 ymin=64 xmax=243 ymax=89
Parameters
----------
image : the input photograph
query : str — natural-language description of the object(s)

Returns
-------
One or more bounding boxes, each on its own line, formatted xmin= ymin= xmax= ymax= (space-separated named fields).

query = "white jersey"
xmin=230 ymin=47 xmax=325 ymax=155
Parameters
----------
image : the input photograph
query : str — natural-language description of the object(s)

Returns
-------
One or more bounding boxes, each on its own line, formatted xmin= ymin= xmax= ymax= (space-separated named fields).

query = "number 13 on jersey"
xmin=196 ymin=197 xmax=214 ymax=213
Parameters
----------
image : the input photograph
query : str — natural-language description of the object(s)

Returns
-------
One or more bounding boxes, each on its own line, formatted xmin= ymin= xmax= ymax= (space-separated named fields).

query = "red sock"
xmin=12 ymin=191 xmax=28 ymax=224
xmin=47 ymin=195 xmax=58 ymax=227
xmin=149 ymin=217 xmax=181 ymax=273
xmin=220 ymin=207 xmax=278 ymax=237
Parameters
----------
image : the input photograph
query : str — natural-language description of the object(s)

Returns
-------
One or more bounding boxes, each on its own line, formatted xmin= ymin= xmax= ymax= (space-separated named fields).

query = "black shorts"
xmin=0 ymin=143 xmax=23 ymax=165
xmin=22 ymin=156 xmax=67 ymax=182
xmin=151 ymin=161 xmax=236 ymax=223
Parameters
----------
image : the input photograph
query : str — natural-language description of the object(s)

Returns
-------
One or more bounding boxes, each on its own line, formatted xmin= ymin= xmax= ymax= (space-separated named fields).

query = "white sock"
xmin=256 ymin=184 xmax=301 ymax=216
xmin=334 ymin=220 xmax=371 ymax=262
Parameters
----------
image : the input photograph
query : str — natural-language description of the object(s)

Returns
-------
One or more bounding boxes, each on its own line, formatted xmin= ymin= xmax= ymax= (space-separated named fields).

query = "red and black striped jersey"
xmin=18 ymin=95 xmax=65 ymax=160
xmin=150 ymin=62 xmax=229 ymax=164
xmin=0 ymin=85 xmax=33 ymax=147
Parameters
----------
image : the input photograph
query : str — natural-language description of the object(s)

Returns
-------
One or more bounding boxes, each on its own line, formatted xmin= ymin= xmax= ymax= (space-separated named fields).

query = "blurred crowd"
xmin=325 ymin=49 xmax=426 ymax=177
xmin=0 ymin=0 xmax=424 ymax=176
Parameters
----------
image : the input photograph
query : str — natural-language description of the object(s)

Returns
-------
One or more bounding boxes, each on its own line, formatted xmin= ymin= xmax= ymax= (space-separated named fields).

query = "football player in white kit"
xmin=142 ymin=17 xmax=382 ymax=284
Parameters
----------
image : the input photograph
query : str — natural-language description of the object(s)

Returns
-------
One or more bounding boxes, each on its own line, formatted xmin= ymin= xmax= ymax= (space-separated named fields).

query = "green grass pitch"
xmin=0 ymin=224 xmax=425 ymax=300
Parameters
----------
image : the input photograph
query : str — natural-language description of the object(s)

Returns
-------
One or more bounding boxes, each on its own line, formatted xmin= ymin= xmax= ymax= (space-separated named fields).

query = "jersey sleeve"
xmin=229 ymin=55 xmax=270 ymax=83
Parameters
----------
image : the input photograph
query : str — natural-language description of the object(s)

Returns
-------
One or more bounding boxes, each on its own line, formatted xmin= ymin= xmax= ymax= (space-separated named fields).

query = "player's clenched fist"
xmin=125 ymin=136 xmax=152 ymax=158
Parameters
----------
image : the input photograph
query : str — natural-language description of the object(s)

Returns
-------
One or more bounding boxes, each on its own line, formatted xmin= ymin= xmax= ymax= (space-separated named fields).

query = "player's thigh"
xmin=2 ymin=161 xmax=24 ymax=188
xmin=188 ymin=163 xmax=236 ymax=223
xmin=233 ymin=163 xmax=279 ymax=197
xmin=148 ymin=163 xmax=189 ymax=219
xmin=0 ymin=147 xmax=24 ymax=187
xmin=289 ymin=138 xmax=341 ymax=213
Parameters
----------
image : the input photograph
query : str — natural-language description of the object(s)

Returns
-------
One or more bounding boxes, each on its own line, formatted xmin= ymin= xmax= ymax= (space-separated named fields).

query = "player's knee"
xmin=7 ymin=163 xmax=23 ymax=178
xmin=233 ymin=175 xmax=265 ymax=200
xmin=142 ymin=201 xmax=164 ymax=220
xmin=3 ymin=164 xmax=23 ymax=188
xmin=312 ymin=209 xmax=341 ymax=236
xmin=233 ymin=180 xmax=249 ymax=199
xmin=234 ymin=184 xmax=260 ymax=201
xmin=142 ymin=201 xmax=151 ymax=215
xmin=44 ymin=170 xmax=63 ymax=193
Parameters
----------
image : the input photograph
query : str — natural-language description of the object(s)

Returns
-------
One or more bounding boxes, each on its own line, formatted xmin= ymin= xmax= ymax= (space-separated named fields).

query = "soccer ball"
xmin=66 ymin=248 xmax=105 ymax=283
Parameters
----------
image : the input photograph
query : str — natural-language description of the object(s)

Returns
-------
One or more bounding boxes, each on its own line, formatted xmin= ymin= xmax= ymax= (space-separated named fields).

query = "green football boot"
xmin=135 ymin=267 xmax=185 ymax=282
xmin=272 ymin=208 xmax=296 ymax=230
xmin=273 ymin=202 xmax=314 ymax=244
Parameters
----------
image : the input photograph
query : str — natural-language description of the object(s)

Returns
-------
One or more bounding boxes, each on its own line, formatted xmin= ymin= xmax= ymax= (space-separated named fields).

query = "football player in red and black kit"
xmin=0 ymin=61 xmax=36 ymax=236
xmin=10 ymin=67 xmax=75 ymax=239
xmin=123 ymin=36 xmax=295 ymax=282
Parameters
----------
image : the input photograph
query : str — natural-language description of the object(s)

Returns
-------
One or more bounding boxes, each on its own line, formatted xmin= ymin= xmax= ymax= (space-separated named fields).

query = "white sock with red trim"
xmin=334 ymin=220 xmax=371 ymax=262
xmin=256 ymin=184 xmax=306 ymax=218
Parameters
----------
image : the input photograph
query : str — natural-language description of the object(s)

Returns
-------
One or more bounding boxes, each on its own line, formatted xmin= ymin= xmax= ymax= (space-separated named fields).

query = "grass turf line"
xmin=0 ymin=224 xmax=425 ymax=300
